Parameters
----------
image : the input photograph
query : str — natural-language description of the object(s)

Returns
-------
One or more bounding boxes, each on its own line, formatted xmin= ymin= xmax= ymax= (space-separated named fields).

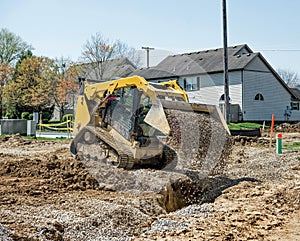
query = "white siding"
xmin=243 ymin=71 xmax=300 ymax=121
xmin=245 ymin=57 xmax=269 ymax=72
xmin=186 ymin=71 xmax=242 ymax=108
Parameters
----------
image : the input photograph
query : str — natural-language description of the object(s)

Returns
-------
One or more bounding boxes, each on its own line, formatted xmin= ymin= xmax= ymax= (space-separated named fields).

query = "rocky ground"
xmin=0 ymin=132 xmax=299 ymax=240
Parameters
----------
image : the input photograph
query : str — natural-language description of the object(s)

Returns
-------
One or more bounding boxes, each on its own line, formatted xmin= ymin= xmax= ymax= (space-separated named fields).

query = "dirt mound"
xmin=0 ymin=148 xmax=99 ymax=196
xmin=275 ymin=122 xmax=300 ymax=132
xmin=0 ymin=133 xmax=31 ymax=146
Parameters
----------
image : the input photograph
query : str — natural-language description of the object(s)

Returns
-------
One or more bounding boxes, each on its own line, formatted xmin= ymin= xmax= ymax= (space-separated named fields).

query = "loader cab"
xmin=100 ymin=86 xmax=158 ymax=146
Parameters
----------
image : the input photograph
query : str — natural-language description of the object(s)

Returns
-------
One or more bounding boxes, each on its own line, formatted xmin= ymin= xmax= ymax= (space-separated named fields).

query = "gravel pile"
xmin=171 ymin=203 xmax=213 ymax=217
xmin=2 ymin=197 xmax=151 ymax=240
xmin=143 ymin=218 xmax=187 ymax=236
xmin=165 ymin=109 xmax=233 ymax=175
xmin=224 ymin=146 xmax=300 ymax=181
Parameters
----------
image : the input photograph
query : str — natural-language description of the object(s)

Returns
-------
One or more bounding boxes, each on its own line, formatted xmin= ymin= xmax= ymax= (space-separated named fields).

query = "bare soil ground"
xmin=0 ymin=133 xmax=299 ymax=240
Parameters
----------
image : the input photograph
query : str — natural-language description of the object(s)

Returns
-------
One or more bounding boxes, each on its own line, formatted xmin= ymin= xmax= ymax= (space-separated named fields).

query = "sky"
xmin=1 ymin=0 xmax=300 ymax=74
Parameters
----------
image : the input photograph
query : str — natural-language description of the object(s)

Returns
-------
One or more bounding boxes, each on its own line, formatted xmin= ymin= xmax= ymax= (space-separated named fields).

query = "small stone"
xmin=103 ymin=184 xmax=116 ymax=192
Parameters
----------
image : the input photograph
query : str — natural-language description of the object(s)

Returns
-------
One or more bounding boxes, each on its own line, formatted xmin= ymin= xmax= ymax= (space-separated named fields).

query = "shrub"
xmin=21 ymin=112 xmax=30 ymax=120
xmin=42 ymin=112 xmax=51 ymax=123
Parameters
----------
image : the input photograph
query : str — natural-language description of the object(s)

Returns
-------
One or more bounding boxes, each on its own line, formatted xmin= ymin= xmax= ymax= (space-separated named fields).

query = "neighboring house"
xmin=132 ymin=44 xmax=300 ymax=122
xmin=79 ymin=57 xmax=136 ymax=82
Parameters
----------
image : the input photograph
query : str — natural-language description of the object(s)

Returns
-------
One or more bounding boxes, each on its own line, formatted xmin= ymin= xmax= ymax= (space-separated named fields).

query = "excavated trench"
xmin=153 ymin=109 xmax=234 ymax=212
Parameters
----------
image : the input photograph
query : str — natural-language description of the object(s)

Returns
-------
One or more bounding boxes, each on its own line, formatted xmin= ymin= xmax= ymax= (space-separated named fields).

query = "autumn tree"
xmin=277 ymin=68 xmax=300 ymax=87
xmin=0 ymin=28 xmax=33 ymax=66
xmin=0 ymin=62 xmax=14 ymax=117
xmin=53 ymin=57 xmax=79 ymax=120
xmin=3 ymin=56 xmax=57 ymax=118
xmin=81 ymin=32 xmax=140 ymax=80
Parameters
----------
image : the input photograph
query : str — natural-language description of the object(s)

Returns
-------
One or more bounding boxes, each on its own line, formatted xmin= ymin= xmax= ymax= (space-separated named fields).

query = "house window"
xmin=254 ymin=93 xmax=264 ymax=101
xmin=182 ymin=77 xmax=199 ymax=91
xmin=291 ymin=102 xmax=300 ymax=110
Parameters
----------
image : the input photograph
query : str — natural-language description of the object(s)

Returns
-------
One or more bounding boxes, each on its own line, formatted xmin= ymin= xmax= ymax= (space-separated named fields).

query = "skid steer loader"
xmin=71 ymin=75 xmax=229 ymax=170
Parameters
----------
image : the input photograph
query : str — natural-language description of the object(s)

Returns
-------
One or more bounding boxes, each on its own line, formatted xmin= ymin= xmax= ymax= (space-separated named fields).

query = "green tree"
xmin=0 ymin=28 xmax=33 ymax=66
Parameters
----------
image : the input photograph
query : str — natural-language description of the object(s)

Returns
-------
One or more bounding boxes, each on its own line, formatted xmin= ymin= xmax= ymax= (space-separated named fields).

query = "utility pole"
xmin=222 ymin=0 xmax=230 ymax=124
xmin=142 ymin=46 xmax=154 ymax=68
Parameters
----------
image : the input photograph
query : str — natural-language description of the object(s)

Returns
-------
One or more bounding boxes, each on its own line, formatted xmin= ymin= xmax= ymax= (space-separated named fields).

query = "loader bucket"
xmin=144 ymin=99 xmax=170 ymax=135
xmin=157 ymin=100 xmax=230 ymax=135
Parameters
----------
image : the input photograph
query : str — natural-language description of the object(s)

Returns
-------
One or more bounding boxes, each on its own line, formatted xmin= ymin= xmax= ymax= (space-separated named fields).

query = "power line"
xmin=258 ymin=49 xmax=300 ymax=52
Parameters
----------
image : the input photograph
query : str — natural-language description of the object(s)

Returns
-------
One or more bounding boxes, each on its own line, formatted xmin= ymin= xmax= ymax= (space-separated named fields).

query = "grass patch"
xmin=0 ymin=135 xmax=65 ymax=141
xmin=283 ymin=142 xmax=300 ymax=151
xmin=24 ymin=136 xmax=69 ymax=141
xmin=228 ymin=122 xmax=263 ymax=130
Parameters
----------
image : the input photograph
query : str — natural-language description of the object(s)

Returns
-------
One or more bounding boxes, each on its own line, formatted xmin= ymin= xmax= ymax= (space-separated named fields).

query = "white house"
xmin=132 ymin=44 xmax=300 ymax=122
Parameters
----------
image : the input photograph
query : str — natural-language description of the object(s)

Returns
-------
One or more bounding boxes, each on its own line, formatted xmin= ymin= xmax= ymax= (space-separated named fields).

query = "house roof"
xmin=80 ymin=57 xmax=136 ymax=81
xmin=290 ymin=88 xmax=300 ymax=100
xmin=132 ymin=44 xmax=299 ymax=100
xmin=132 ymin=44 xmax=258 ymax=79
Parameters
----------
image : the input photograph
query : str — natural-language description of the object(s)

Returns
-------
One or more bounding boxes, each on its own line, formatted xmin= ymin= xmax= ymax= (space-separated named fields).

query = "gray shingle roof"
xmin=291 ymin=88 xmax=300 ymax=100
xmin=80 ymin=57 xmax=136 ymax=81
xmin=132 ymin=44 xmax=257 ymax=79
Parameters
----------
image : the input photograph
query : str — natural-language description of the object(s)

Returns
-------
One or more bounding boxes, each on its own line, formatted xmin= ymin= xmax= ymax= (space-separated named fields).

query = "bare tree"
xmin=80 ymin=33 xmax=140 ymax=80
xmin=81 ymin=33 xmax=116 ymax=80
xmin=114 ymin=40 xmax=142 ymax=67
xmin=277 ymin=68 xmax=300 ymax=87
